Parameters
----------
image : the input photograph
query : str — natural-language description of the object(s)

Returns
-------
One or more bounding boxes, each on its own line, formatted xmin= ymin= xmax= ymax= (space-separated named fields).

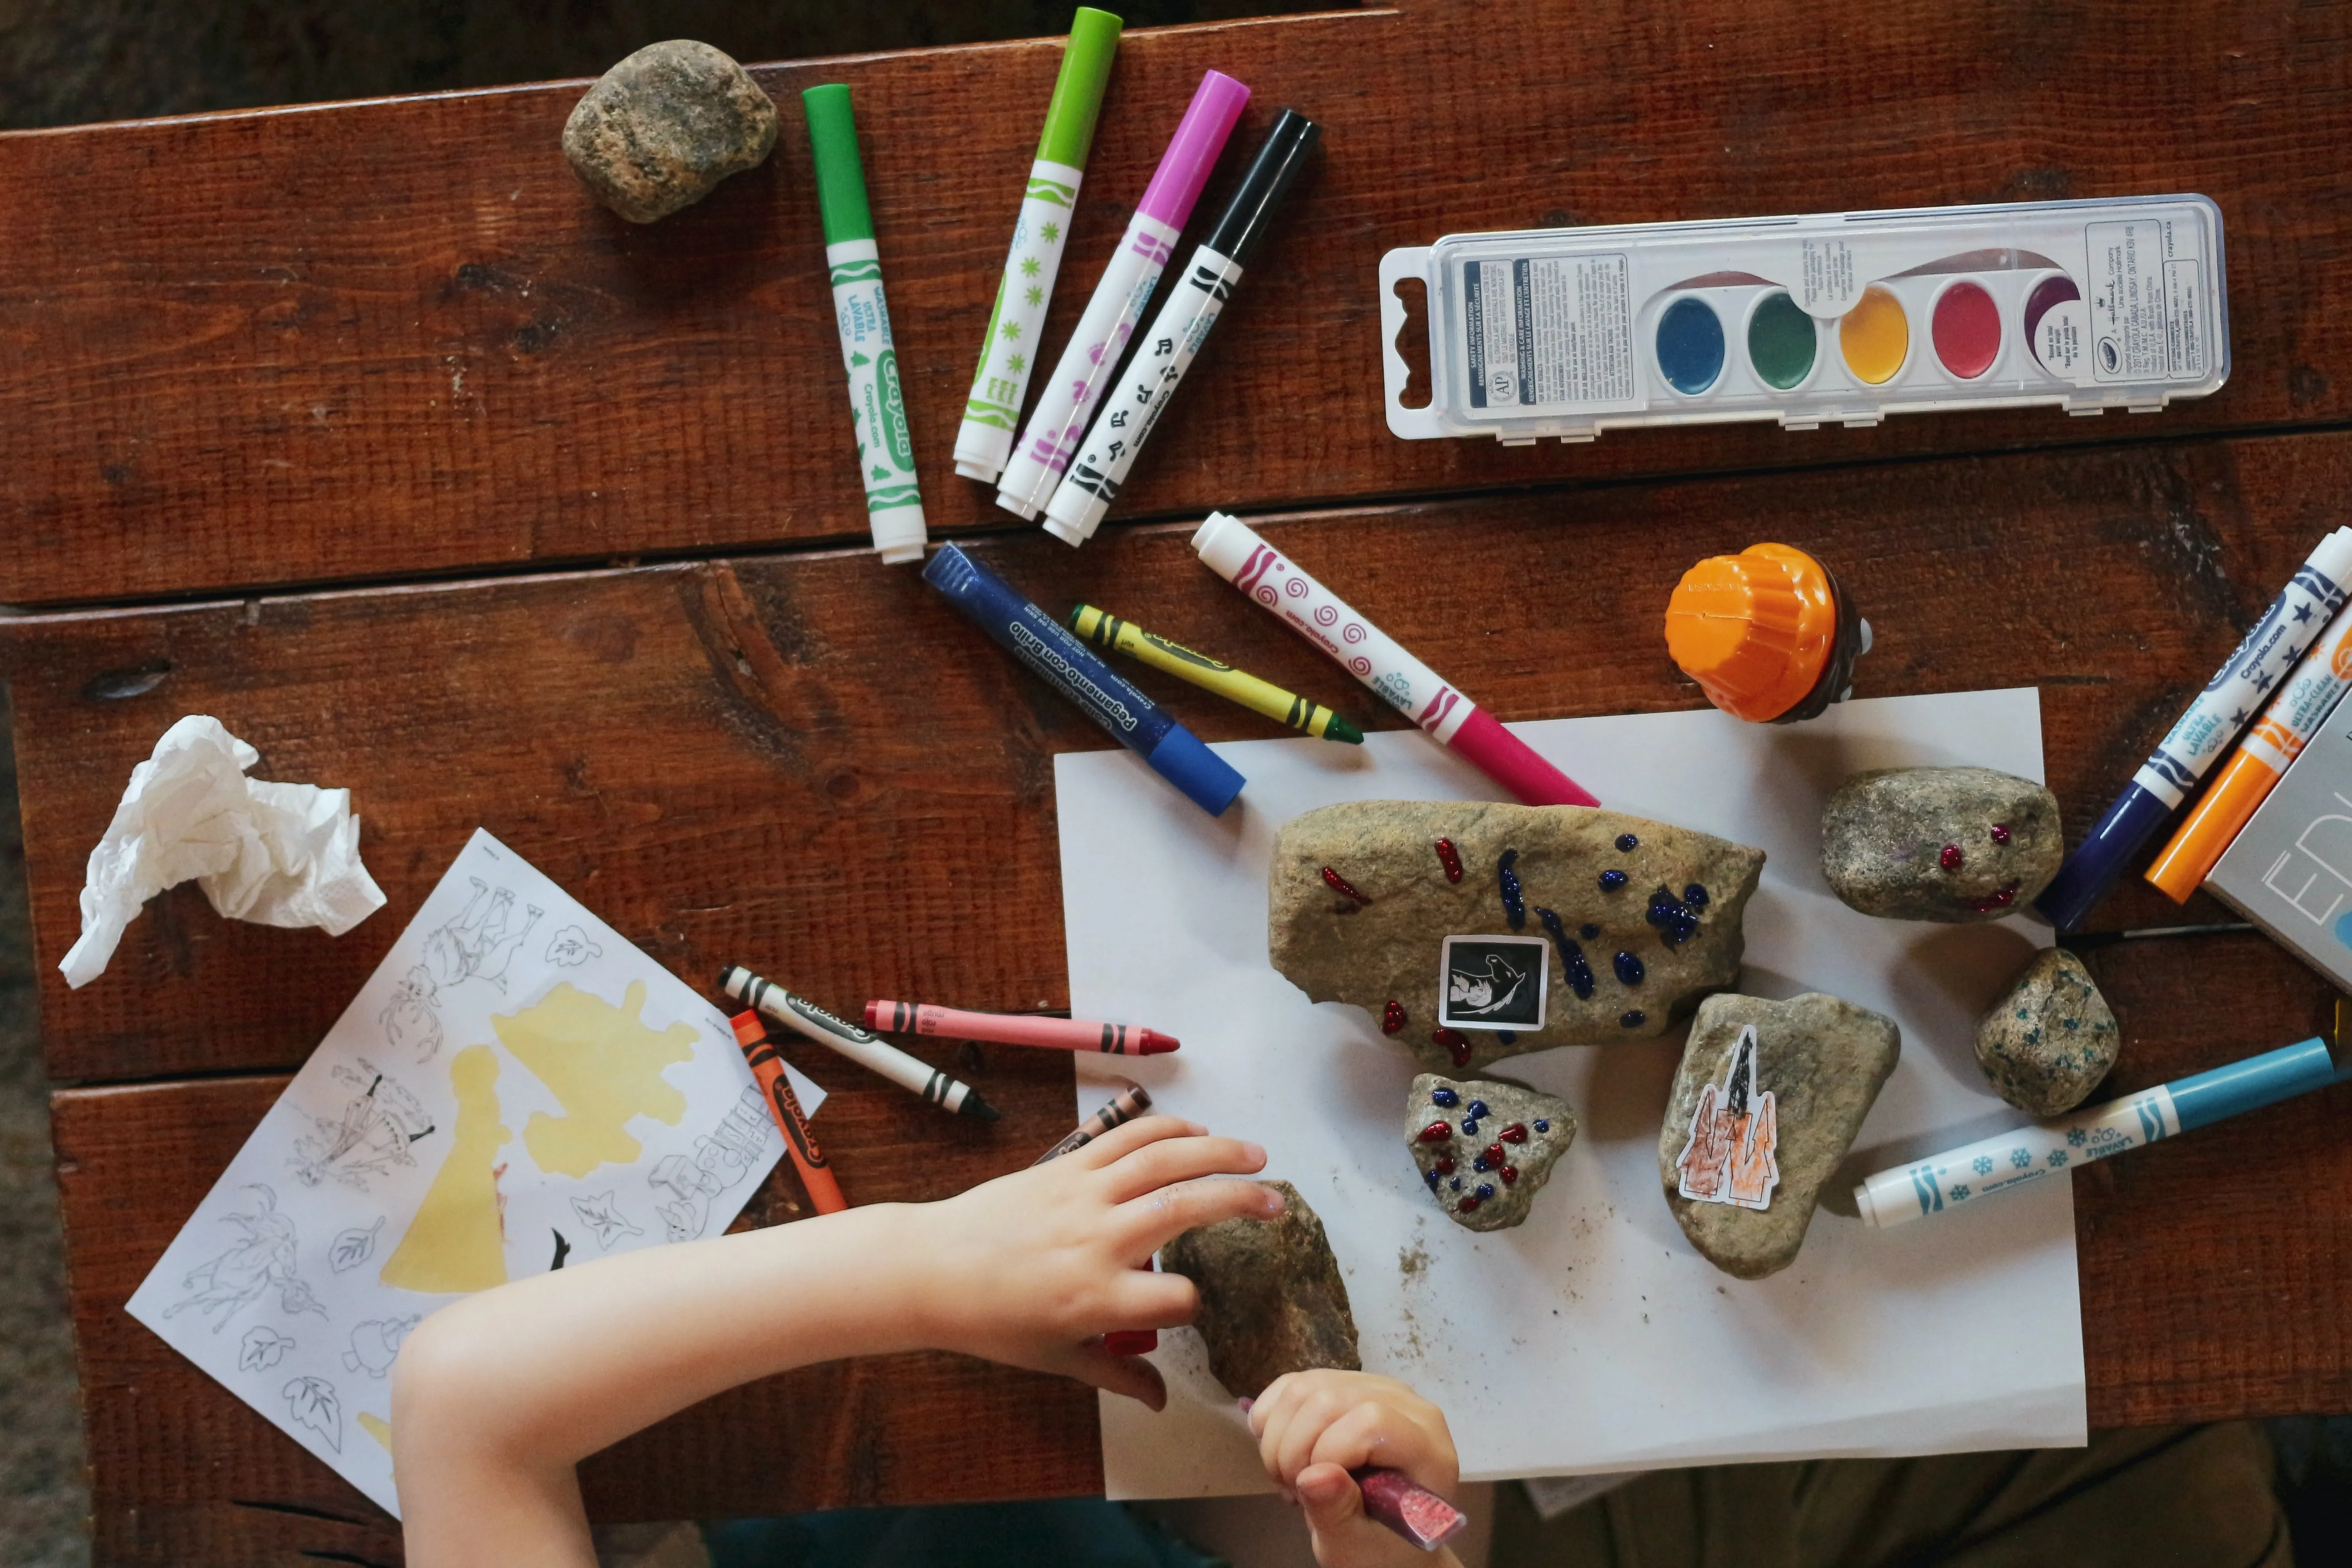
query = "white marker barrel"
xmin=954 ymin=157 xmax=1086 ymax=483
xmin=827 ymin=239 xmax=926 ymax=565
xmin=1854 ymin=1086 xmax=2180 ymax=1228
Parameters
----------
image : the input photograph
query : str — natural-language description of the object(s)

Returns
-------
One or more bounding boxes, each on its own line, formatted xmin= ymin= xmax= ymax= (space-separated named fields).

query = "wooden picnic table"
xmin=4 ymin=2 xmax=2350 ymax=1562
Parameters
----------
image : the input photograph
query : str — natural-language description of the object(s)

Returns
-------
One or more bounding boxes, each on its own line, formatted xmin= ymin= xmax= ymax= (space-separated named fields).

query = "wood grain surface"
xmin=5 ymin=0 xmax=2351 ymax=607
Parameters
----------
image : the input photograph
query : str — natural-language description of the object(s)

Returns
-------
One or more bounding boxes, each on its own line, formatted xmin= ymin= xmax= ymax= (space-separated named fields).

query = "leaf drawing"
xmin=283 ymin=1376 xmax=343 ymax=1453
xmin=239 ymin=1325 xmax=294 ymax=1372
xmin=568 ymin=1191 xmax=642 ymax=1251
xmin=543 ymin=924 xmax=603 ymax=968
xmin=330 ymin=1217 xmax=385 ymax=1274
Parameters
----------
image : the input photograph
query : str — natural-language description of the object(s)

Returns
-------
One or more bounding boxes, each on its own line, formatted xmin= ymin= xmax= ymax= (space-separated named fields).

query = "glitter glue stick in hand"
xmin=1191 ymin=512 xmax=1600 ymax=807
xmin=730 ymin=1011 xmax=848 ymax=1214
xmin=804 ymin=85 xmax=926 ymax=565
xmin=2146 ymin=598 xmax=2352 ymax=901
xmin=995 ymin=70 xmax=1250 ymax=519
xmin=954 ymin=8 xmax=1122 ymax=483
xmin=1042 ymin=109 xmax=1320 ymax=545
xmin=2037 ymin=526 xmax=2352 ymax=928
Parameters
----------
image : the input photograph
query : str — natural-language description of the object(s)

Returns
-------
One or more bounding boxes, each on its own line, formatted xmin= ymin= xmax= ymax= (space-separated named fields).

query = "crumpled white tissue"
xmin=60 ymin=715 xmax=387 ymax=988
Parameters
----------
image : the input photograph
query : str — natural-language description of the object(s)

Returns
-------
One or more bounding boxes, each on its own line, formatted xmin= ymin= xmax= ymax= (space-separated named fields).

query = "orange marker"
xmin=1665 ymin=543 xmax=1871 ymax=723
xmin=730 ymin=1011 xmax=848 ymax=1215
xmin=2147 ymin=602 xmax=2352 ymax=902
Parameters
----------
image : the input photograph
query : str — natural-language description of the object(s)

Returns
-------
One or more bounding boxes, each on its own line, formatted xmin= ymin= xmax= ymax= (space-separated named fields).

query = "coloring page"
xmin=127 ymin=828 xmax=819 ymax=1517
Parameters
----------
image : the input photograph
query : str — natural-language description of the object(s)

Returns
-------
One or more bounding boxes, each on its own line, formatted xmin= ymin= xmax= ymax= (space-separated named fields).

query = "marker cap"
xmin=803 ymin=84 xmax=875 ymax=245
xmin=1137 ymin=71 xmax=1251 ymax=228
xmin=2169 ymin=1037 xmax=2347 ymax=1130
xmin=1201 ymin=109 xmax=1321 ymax=268
xmin=1038 ymin=8 xmax=1124 ymax=167
xmin=1666 ymin=544 xmax=1862 ymax=723
xmin=1144 ymin=724 xmax=1245 ymax=816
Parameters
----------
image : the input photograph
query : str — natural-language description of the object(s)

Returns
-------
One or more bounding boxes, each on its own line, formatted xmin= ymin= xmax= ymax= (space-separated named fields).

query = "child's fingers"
xmin=1048 ymin=1342 xmax=1168 ymax=1411
xmin=1268 ymin=1384 xmax=1370 ymax=1487
xmin=1294 ymin=1463 xmax=1366 ymax=1540
xmin=1068 ymin=1114 xmax=1207 ymax=1170
xmin=1118 ymin=1175 xmax=1284 ymax=1250
xmin=1112 ymin=1267 xmax=1202 ymax=1330
xmin=1308 ymin=1400 xmax=1456 ymax=1495
xmin=1100 ymin=1134 xmax=1268 ymax=1203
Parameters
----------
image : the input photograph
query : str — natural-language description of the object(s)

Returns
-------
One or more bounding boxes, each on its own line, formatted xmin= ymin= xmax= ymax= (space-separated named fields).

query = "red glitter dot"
xmin=1501 ymin=1122 xmax=1529 ymax=1144
xmin=1434 ymin=1155 xmax=1456 ymax=1175
xmin=1382 ymin=1001 xmax=1406 ymax=1035
xmin=1321 ymin=866 xmax=1371 ymax=904
xmin=1418 ymin=1121 xmax=1453 ymax=1144
xmin=1434 ymin=837 xmax=1464 ymax=883
xmin=1989 ymin=823 xmax=2012 ymax=844
xmin=1456 ymin=1196 xmax=1482 ymax=1213
xmin=1939 ymin=843 xmax=1964 ymax=872
xmin=1432 ymin=1028 xmax=1472 ymax=1067
xmin=1500 ymin=1166 xmax=1519 ymax=1185
xmin=1483 ymin=1142 xmax=1505 ymax=1166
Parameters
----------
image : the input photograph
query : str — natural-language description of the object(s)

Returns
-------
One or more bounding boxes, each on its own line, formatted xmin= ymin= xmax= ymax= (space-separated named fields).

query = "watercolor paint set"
xmin=1380 ymin=195 xmax=2227 ymax=444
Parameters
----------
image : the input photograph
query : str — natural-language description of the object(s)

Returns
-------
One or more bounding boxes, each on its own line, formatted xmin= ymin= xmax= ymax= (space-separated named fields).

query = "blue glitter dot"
xmin=1450 ymin=1178 xmax=1462 ymax=1191
xmin=1431 ymin=1087 xmax=1460 ymax=1108
xmin=1468 ymin=1100 xmax=1490 ymax=1119
xmin=1497 ymin=1031 xmax=1518 ymax=1045
xmin=1620 ymin=1009 xmax=1646 ymax=1028
xmin=1476 ymin=1183 xmax=1496 ymax=1200
xmin=1643 ymin=906 xmax=1666 ymax=927
xmin=1580 ymin=923 xmax=1601 ymax=940
xmin=1472 ymin=1156 xmax=1489 ymax=1173
xmin=1600 ymin=870 xmax=1628 ymax=891
xmin=1534 ymin=1118 xmax=1551 ymax=1133
xmin=1461 ymin=1119 xmax=1480 ymax=1137
xmin=1616 ymin=833 xmax=1639 ymax=851
xmin=1614 ymin=951 xmax=1645 ymax=985
xmin=1684 ymin=884 xmax=1710 ymax=906
xmin=1425 ymin=1169 xmax=1441 ymax=1189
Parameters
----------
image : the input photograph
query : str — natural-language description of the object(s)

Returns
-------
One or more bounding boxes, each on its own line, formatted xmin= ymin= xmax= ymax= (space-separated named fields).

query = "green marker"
xmin=804 ymin=84 xmax=925 ymax=565
xmin=951 ymin=8 xmax=1123 ymax=485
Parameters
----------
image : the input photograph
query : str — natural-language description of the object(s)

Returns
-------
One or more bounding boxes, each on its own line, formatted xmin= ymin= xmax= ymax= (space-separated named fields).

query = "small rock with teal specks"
xmin=1973 ymin=947 xmax=2120 ymax=1115
xmin=1406 ymin=1073 xmax=1577 ymax=1231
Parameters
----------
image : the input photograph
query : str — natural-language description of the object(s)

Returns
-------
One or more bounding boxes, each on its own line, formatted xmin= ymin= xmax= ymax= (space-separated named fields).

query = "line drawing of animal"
xmin=379 ymin=964 xmax=444 ymax=1063
xmin=342 ymin=1315 xmax=420 ymax=1378
xmin=1448 ymin=952 xmax=1530 ymax=1019
xmin=162 ymin=1186 xmax=326 ymax=1333
xmin=290 ymin=1063 xmax=436 ymax=1191
xmin=421 ymin=877 xmax=543 ymax=995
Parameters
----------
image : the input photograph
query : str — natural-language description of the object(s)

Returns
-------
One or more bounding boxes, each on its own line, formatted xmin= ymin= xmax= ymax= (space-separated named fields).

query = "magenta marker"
xmin=995 ymin=70 xmax=1250 ymax=520
xmin=1193 ymin=512 xmax=1601 ymax=808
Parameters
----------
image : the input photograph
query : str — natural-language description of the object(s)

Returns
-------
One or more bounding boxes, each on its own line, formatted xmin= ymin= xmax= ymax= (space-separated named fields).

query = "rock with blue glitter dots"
xmin=1269 ymin=801 xmax=1765 ymax=1070
xmin=1405 ymin=1072 xmax=1578 ymax=1232
xmin=1973 ymin=947 xmax=2118 ymax=1115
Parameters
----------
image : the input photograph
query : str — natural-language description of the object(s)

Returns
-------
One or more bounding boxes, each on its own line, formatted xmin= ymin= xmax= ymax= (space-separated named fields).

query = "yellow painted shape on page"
xmin=380 ymin=1045 xmax=511 ymax=1294
xmin=358 ymin=1411 xmax=393 ymax=1451
xmin=499 ymin=980 xmax=695 ymax=1177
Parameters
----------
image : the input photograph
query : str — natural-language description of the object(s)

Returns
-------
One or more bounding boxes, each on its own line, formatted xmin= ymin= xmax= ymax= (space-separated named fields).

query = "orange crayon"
xmin=2147 ymin=601 xmax=2352 ymax=902
xmin=730 ymin=1011 xmax=848 ymax=1215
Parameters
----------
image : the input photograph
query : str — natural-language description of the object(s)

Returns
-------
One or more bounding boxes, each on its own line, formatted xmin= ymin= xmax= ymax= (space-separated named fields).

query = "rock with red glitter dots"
xmin=1405 ymin=1072 xmax=1577 ymax=1232
xmin=1821 ymin=767 xmax=2061 ymax=922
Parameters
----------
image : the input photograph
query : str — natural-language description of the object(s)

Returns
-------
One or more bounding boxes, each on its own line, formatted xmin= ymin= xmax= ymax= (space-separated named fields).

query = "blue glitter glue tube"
xmin=924 ymin=543 xmax=1245 ymax=815
xmin=2037 ymin=526 xmax=2352 ymax=929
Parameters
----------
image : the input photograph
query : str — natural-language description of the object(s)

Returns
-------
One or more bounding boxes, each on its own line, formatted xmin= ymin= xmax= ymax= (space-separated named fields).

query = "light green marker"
xmin=805 ymin=84 xmax=925 ymax=565
xmin=951 ymin=8 xmax=1122 ymax=485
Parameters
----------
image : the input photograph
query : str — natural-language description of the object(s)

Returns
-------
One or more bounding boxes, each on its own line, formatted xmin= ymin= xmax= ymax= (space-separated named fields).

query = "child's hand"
xmin=906 ymin=1115 xmax=1278 ymax=1411
xmin=1249 ymin=1370 xmax=1462 ymax=1568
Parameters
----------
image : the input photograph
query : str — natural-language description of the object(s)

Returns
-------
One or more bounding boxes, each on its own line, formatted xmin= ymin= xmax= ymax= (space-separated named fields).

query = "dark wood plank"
xmin=54 ymin=1070 xmax=1103 ymax=1567
xmin=6 ymin=0 xmax=2352 ymax=605
xmin=8 ymin=427 xmax=2352 ymax=1083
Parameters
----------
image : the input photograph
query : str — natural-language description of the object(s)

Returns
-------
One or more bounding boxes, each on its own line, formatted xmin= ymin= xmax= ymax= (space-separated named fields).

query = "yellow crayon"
xmin=1068 ymin=605 xmax=1364 ymax=743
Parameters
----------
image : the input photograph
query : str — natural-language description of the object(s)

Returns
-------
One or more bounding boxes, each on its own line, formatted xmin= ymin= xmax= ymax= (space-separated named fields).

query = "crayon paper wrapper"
xmin=1057 ymin=245 xmax=1240 ymax=520
xmin=959 ymin=158 xmax=1083 ymax=442
xmin=124 ymin=829 xmax=815 ymax=1517
xmin=828 ymin=239 xmax=923 ymax=525
xmin=2132 ymin=539 xmax=2352 ymax=805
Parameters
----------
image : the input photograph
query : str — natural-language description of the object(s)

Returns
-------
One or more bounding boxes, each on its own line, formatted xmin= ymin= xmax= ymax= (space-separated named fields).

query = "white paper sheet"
xmin=127 ymin=828 xmax=818 ymax=1517
xmin=1056 ymin=690 xmax=2085 ymax=1496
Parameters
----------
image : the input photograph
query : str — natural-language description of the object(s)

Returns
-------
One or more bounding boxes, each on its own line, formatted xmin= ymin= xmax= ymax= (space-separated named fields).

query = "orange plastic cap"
xmin=1664 ymin=543 xmax=1839 ymax=722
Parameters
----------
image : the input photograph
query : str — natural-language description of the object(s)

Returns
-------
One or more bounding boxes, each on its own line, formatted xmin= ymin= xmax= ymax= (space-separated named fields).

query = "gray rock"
xmin=563 ymin=41 xmax=779 ymax=223
xmin=1820 ymin=767 xmax=2061 ymax=922
xmin=1269 ymin=801 xmax=1765 ymax=1072
xmin=1658 ymin=992 xmax=1899 ymax=1279
xmin=1161 ymin=1180 xmax=1359 ymax=1399
xmin=1405 ymin=1073 xmax=1576 ymax=1231
xmin=1974 ymin=947 xmax=2120 ymax=1115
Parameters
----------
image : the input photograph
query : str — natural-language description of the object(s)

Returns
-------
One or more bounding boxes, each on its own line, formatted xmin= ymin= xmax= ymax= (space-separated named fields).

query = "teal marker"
xmin=805 ymin=84 xmax=925 ymax=565
xmin=954 ymin=9 xmax=1123 ymax=485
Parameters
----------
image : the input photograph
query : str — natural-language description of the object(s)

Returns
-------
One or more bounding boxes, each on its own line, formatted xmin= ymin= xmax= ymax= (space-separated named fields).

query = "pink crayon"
xmin=1192 ymin=512 xmax=1600 ymax=808
xmin=866 ymin=1000 xmax=1179 ymax=1055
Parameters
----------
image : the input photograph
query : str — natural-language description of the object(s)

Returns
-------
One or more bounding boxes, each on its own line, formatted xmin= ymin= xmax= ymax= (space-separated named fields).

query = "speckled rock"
xmin=1405 ymin=1073 xmax=1576 ymax=1231
xmin=1659 ymin=992 xmax=1899 ymax=1280
xmin=1820 ymin=767 xmax=2061 ymax=922
xmin=1973 ymin=947 xmax=2120 ymax=1115
xmin=562 ymin=41 xmax=778 ymax=223
xmin=1161 ymin=1181 xmax=1359 ymax=1399
xmin=1269 ymin=801 xmax=1765 ymax=1072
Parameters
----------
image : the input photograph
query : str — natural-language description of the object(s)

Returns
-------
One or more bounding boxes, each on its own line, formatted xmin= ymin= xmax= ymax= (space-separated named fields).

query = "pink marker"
xmin=995 ymin=70 xmax=1250 ymax=519
xmin=866 ymin=1000 xmax=1179 ymax=1055
xmin=1191 ymin=512 xmax=1600 ymax=808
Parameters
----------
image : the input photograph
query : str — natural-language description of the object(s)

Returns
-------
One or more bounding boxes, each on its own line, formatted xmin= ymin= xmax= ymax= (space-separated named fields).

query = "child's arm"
xmin=1249 ymin=1369 xmax=1464 ymax=1568
xmin=392 ymin=1116 xmax=1276 ymax=1568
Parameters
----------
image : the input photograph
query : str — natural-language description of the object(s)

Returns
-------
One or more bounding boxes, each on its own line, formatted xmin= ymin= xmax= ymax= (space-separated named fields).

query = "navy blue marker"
xmin=923 ymin=543 xmax=1245 ymax=815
